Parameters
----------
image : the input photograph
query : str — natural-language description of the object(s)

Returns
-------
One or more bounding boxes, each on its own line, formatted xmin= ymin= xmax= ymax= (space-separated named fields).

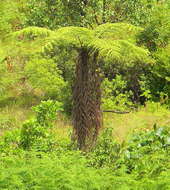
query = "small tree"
xmin=13 ymin=23 xmax=151 ymax=150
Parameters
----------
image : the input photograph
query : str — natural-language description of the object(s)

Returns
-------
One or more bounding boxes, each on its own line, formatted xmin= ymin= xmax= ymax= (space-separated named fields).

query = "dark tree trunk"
xmin=72 ymin=49 xmax=102 ymax=151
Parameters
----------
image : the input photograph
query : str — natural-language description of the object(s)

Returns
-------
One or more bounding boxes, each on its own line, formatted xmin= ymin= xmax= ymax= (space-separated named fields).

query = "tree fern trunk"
xmin=73 ymin=49 xmax=102 ymax=151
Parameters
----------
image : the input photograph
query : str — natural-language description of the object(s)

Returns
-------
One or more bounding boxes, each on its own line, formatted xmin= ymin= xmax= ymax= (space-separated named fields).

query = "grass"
xmin=0 ymin=101 xmax=170 ymax=142
xmin=0 ymin=105 xmax=33 ymax=135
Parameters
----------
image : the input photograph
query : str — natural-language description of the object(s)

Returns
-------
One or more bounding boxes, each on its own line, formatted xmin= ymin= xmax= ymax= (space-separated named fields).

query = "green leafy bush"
xmin=0 ymin=128 xmax=21 ymax=155
xmin=88 ymin=128 xmax=122 ymax=168
xmin=102 ymin=75 xmax=133 ymax=111
xmin=88 ymin=125 xmax=170 ymax=180
xmin=25 ymin=57 xmax=67 ymax=100
xmin=121 ymin=125 xmax=170 ymax=178
xmin=20 ymin=100 xmax=63 ymax=150
xmin=0 ymin=123 xmax=170 ymax=189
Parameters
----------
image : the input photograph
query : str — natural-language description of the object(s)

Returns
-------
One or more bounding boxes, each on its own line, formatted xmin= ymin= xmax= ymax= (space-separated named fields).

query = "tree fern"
xmin=11 ymin=23 xmax=152 ymax=150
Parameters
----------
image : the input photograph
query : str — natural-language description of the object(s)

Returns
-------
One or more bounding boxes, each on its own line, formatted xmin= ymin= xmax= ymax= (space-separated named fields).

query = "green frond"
xmin=48 ymin=26 xmax=94 ymax=49
xmin=95 ymin=23 xmax=143 ymax=42
xmin=90 ymin=38 xmax=151 ymax=64
xmin=44 ymin=24 xmax=151 ymax=64
xmin=12 ymin=27 xmax=55 ymax=40
xmin=44 ymin=27 xmax=94 ymax=52
xmin=7 ymin=27 xmax=56 ymax=56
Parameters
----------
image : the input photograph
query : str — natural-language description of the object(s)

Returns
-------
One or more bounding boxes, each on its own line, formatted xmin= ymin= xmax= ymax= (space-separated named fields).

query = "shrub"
xmin=88 ymin=128 xmax=122 ymax=168
xmin=20 ymin=100 xmax=63 ymax=151
xmin=121 ymin=125 xmax=170 ymax=178
xmin=101 ymin=75 xmax=133 ymax=111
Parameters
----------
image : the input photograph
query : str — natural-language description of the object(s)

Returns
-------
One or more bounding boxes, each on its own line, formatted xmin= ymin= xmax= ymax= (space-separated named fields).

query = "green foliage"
xmin=33 ymin=100 xmax=63 ymax=126
xmin=138 ymin=1 xmax=170 ymax=52
xmin=121 ymin=125 xmax=170 ymax=178
xmin=0 ymin=152 xmax=136 ymax=190
xmin=25 ymin=57 xmax=67 ymax=99
xmin=0 ymin=128 xmax=21 ymax=155
xmin=0 ymin=0 xmax=24 ymax=36
xmin=0 ymin=0 xmax=169 ymax=111
xmin=20 ymin=119 xmax=56 ymax=151
xmin=9 ymin=22 xmax=152 ymax=111
xmin=88 ymin=128 xmax=121 ymax=168
xmin=0 ymin=1 xmax=170 ymax=189
xmin=20 ymin=100 xmax=63 ymax=150
xmin=24 ymin=0 xmax=65 ymax=29
xmin=136 ymin=0 xmax=170 ymax=103
xmin=56 ymin=0 xmax=159 ymax=27
xmin=111 ymin=0 xmax=158 ymax=25
xmin=13 ymin=23 xmax=151 ymax=65
xmin=102 ymin=75 xmax=133 ymax=110
xmin=0 ymin=125 xmax=170 ymax=189
xmin=0 ymin=63 xmax=15 ymax=96
xmin=139 ymin=75 xmax=152 ymax=101
xmin=148 ymin=46 xmax=170 ymax=103
xmin=88 ymin=125 xmax=170 ymax=179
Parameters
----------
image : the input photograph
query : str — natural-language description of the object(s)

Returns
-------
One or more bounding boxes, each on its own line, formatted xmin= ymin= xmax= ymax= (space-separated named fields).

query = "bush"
xmin=25 ymin=57 xmax=67 ymax=100
xmin=88 ymin=128 xmax=122 ymax=168
xmin=101 ymin=75 xmax=133 ymax=111
xmin=0 ymin=123 xmax=170 ymax=189
xmin=0 ymin=128 xmax=21 ymax=155
xmin=121 ymin=125 xmax=170 ymax=178
xmin=20 ymin=100 xmax=63 ymax=151
xmin=88 ymin=125 xmax=170 ymax=180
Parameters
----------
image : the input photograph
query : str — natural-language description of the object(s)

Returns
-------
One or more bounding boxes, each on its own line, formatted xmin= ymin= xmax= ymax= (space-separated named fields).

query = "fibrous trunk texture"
xmin=73 ymin=49 xmax=102 ymax=151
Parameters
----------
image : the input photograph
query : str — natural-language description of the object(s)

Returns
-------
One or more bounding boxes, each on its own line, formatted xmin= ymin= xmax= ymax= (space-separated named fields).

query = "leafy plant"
xmin=0 ymin=128 xmax=21 ymax=155
xmin=13 ymin=22 xmax=151 ymax=150
xmin=25 ymin=57 xmax=67 ymax=100
xmin=122 ymin=125 xmax=170 ymax=178
xmin=20 ymin=100 xmax=63 ymax=150
xmin=102 ymin=75 xmax=133 ymax=111
xmin=88 ymin=128 xmax=122 ymax=168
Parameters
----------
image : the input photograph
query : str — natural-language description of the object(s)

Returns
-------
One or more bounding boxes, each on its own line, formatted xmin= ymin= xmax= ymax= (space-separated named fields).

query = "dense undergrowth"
xmin=0 ymin=101 xmax=169 ymax=190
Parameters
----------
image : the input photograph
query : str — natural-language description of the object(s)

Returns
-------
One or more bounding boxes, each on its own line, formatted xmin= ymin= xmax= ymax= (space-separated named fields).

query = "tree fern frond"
xmin=12 ymin=27 xmax=55 ymax=40
xmin=95 ymin=23 xmax=143 ymax=42
xmin=44 ymin=27 xmax=94 ymax=51
xmin=90 ymin=39 xmax=151 ymax=64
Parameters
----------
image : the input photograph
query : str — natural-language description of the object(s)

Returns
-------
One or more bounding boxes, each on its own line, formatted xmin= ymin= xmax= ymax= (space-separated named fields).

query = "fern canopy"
xmin=12 ymin=23 xmax=152 ymax=64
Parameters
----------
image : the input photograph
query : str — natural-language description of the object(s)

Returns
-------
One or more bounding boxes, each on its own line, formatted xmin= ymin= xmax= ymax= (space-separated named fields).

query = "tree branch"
xmin=102 ymin=110 xmax=131 ymax=114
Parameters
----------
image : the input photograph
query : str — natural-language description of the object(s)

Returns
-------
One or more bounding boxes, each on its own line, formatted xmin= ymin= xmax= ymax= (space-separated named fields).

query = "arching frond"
xmin=46 ymin=26 xmax=94 ymax=49
xmin=94 ymin=23 xmax=143 ymax=42
xmin=90 ymin=38 xmax=151 ymax=64
xmin=12 ymin=27 xmax=55 ymax=40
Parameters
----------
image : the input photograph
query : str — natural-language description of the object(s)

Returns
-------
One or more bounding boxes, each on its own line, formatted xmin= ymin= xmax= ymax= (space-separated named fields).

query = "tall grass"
xmin=104 ymin=102 xmax=170 ymax=142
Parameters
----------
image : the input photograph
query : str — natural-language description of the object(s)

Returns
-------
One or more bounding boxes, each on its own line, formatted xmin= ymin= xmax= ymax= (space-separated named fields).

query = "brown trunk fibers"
xmin=72 ymin=49 xmax=102 ymax=151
